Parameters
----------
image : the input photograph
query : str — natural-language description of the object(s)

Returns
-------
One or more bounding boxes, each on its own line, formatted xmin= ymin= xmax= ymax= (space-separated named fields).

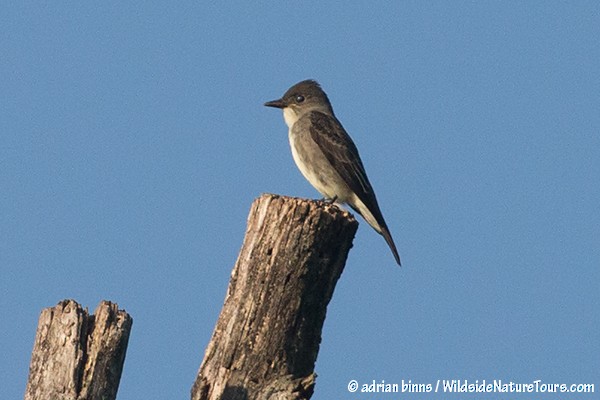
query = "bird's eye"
xmin=295 ymin=95 xmax=305 ymax=103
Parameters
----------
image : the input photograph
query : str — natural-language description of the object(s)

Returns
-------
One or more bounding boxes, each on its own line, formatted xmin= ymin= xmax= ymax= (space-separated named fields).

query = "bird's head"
xmin=264 ymin=79 xmax=334 ymax=127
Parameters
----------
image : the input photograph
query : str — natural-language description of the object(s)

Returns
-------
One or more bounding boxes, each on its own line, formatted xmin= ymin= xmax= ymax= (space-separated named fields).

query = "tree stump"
xmin=24 ymin=300 xmax=132 ymax=400
xmin=191 ymin=194 xmax=358 ymax=400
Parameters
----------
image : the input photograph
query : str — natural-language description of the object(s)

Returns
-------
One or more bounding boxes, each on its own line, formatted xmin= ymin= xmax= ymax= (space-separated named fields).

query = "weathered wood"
xmin=192 ymin=194 xmax=358 ymax=400
xmin=24 ymin=300 xmax=132 ymax=400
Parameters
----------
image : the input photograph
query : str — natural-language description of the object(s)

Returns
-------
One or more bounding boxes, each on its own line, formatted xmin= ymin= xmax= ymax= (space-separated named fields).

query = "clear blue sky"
xmin=2 ymin=3 xmax=598 ymax=399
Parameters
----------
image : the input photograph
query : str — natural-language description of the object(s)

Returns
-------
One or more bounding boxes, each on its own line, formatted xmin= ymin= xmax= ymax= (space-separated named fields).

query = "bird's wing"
xmin=308 ymin=111 xmax=383 ymax=218
xmin=309 ymin=111 xmax=401 ymax=265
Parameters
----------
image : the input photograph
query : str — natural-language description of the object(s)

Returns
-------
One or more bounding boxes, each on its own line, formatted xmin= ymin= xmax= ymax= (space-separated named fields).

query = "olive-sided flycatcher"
xmin=264 ymin=79 xmax=401 ymax=265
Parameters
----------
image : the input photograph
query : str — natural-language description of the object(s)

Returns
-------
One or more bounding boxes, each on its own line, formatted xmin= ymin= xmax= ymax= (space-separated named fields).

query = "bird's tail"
xmin=380 ymin=225 xmax=401 ymax=266
xmin=350 ymin=195 xmax=401 ymax=266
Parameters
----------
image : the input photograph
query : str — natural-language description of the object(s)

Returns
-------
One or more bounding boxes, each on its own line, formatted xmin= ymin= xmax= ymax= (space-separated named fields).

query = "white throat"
xmin=283 ymin=107 xmax=299 ymax=128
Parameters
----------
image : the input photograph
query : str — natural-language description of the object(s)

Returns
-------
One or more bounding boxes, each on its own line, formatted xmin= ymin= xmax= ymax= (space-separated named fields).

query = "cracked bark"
xmin=191 ymin=194 xmax=358 ymax=400
xmin=24 ymin=300 xmax=132 ymax=400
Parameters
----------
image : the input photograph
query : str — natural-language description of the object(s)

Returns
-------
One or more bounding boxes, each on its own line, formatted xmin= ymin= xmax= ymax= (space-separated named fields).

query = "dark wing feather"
xmin=308 ymin=111 xmax=386 ymax=226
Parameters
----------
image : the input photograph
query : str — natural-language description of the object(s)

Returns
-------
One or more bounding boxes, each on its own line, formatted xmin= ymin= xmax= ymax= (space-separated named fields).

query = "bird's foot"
xmin=322 ymin=195 xmax=338 ymax=204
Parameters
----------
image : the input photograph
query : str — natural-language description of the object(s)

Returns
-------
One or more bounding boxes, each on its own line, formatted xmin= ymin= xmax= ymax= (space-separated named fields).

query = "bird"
xmin=264 ymin=79 xmax=401 ymax=265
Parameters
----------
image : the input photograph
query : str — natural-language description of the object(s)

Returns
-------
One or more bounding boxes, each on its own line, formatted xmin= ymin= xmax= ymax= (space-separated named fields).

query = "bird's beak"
xmin=264 ymin=98 xmax=286 ymax=109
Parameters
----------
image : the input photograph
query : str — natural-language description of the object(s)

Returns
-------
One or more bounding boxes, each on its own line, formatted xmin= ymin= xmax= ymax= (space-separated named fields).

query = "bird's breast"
xmin=288 ymin=124 xmax=350 ymax=201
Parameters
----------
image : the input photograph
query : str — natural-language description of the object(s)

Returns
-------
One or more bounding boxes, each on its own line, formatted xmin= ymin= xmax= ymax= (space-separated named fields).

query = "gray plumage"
xmin=265 ymin=80 xmax=401 ymax=266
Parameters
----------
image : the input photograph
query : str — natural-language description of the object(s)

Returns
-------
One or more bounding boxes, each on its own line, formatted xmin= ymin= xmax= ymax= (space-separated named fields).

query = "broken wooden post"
xmin=192 ymin=194 xmax=358 ymax=400
xmin=24 ymin=300 xmax=132 ymax=400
